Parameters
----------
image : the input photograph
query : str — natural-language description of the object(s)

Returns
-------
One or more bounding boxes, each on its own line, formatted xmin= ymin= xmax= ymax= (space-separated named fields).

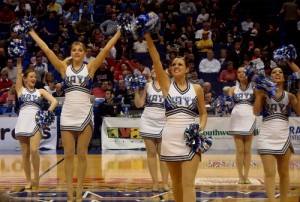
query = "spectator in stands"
xmin=31 ymin=49 xmax=48 ymax=65
xmin=241 ymin=15 xmax=254 ymax=35
xmin=228 ymin=41 xmax=245 ymax=70
xmin=42 ymin=72 xmax=55 ymax=85
xmin=0 ymin=69 xmax=12 ymax=95
xmin=47 ymin=0 xmax=62 ymax=16
xmin=34 ymin=56 xmax=48 ymax=82
xmin=279 ymin=0 xmax=299 ymax=46
xmin=84 ymin=46 xmax=95 ymax=63
xmin=0 ymin=4 xmax=15 ymax=26
xmin=134 ymin=69 xmax=169 ymax=192
xmin=133 ymin=36 xmax=148 ymax=54
xmin=28 ymin=26 xmax=121 ymax=201
xmin=228 ymin=66 xmax=255 ymax=184
xmin=196 ymin=30 xmax=213 ymax=61
xmin=203 ymin=81 xmax=216 ymax=98
xmin=133 ymin=60 xmax=150 ymax=76
xmin=42 ymin=11 xmax=60 ymax=45
xmin=79 ymin=0 xmax=94 ymax=16
xmin=188 ymin=69 xmax=204 ymax=87
xmin=64 ymin=5 xmax=79 ymax=26
xmin=100 ymin=13 xmax=118 ymax=37
xmin=114 ymin=62 xmax=133 ymax=82
xmin=52 ymin=82 xmax=65 ymax=97
xmin=0 ymin=82 xmax=16 ymax=105
xmin=198 ymin=50 xmax=221 ymax=74
xmin=219 ymin=49 xmax=229 ymax=70
xmin=251 ymin=50 xmax=277 ymax=74
xmin=91 ymin=80 xmax=110 ymax=99
xmin=195 ymin=22 xmax=212 ymax=41
xmin=3 ymin=59 xmax=17 ymax=82
xmin=44 ymin=80 xmax=56 ymax=95
xmin=93 ymin=60 xmax=114 ymax=84
xmin=179 ymin=0 xmax=197 ymax=21
xmin=1 ymin=50 xmax=10 ymax=71
xmin=219 ymin=61 xmax=237 ymax=83
xmin=195 ymin=7 xmax=209 ymax=29
xmin=79 ymin=4 xmax=93 ymax=22
xmin=14 ymin=0 xmax=31 ymax=14
xmin=145 ymin=32 xmax=207 ymax=202
xmin=253 ymin=62 xmax=300 ymax=202
xmin=15 ymin=57 xmax=57 ymax=191
xmin=114 ymin=79 xmax=128 ymax=103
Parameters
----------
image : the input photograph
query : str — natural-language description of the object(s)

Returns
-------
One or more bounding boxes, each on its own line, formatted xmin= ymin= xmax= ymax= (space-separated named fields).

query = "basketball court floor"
xmin=0 ymin=149 xmax=299 ymax=201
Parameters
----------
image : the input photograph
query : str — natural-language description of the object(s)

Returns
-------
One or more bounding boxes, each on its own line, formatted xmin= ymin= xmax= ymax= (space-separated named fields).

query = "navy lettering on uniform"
xmin=66 ymin=75 xmax=89 ymax=84
xmin=170 ymin=96 xmax=193 ymax=106
xmin=25 ymin=94 xmax=38 ymax=101
xmin=237 ymin=93 xmax=249 ymax=99
xmin=269 ymin=103 xmax=286 ymax=112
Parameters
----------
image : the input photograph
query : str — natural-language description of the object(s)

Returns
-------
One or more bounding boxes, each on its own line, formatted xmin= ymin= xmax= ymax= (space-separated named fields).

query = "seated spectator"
xmin=34 ymin=56 xmax=48 ymax=82
xmin=64 ymin=5 xmax=79 ymax=26
xmin=47 ymin=0 xmax=62 ymax=16
xmin=251 ymin=50 xmax=277 ymax=71
xmin=14 ymin=0 xmax=31 ymax=14
xmin=198 ymin=50 xmax=221 ymax=73
xmin=114 ymin=62 xmax=133 ymax=82
xmin=43 ymin=72 xmax=55 ymax=85
xmin=0 ymin=82 xmax=16 ymax=105
xmin=100 ymin=13 xmax=118 ymax=37
xmin=31 ymin=49 xmax=48 ymax=65
xmin=44 ymin=80 xmax=56 ymax=95
xmin=133 ymin=36 xmax=148 ymax=54
xmin=196 ymin=30 xmax=213 ymax=61
xmin=219 ymin=61 xmax=237 ymax=82
xmin=133 ymin=60 xmax=151 ymax=76
xmin=0 ymin=4 xmax=15 ymax=26
xmin=93 ymin=60 xmax=114 ymax=84
xmin=114 ymin=79 xmax=128 ymax=103
xmin=0 ymin=69 xmax=12 ymax=95
xmin=52 ymin=82 xmax=65 ymax=97
xmin=3 ymin=59 xmax=17 ymax=82
xmin=203 ymin=81 xmax=216 ymax=98
xmin=91 ymin=80 xmax=111 ymax=99
xmin=96 ymin=89 xmax=122 ymax=117
xmin=188 ymin=69 xmax=204 ymax=87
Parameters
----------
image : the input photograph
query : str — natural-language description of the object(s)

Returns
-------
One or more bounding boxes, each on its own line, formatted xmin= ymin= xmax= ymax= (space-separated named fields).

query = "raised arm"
xmin=15 ymin=57 xmax=23 ymax=96
xmin=134 ymin=84 xmax=148 ymax=108
xmin=88 ymin=30 xmax=121 ymax=76
xmin=286 ymin=61 xmax=300 ymax=72
xmin=144 ymin=32 xmax=170 ymax=98
xmin=28 ymin=30 xmax=66 ymax=76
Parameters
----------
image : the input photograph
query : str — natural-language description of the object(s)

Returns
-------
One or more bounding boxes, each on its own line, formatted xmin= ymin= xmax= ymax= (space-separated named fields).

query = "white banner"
xmin=0 ymin=117 xmax=57 ymax=150
xmin=102 ymin=116 xmax=300 ymax=151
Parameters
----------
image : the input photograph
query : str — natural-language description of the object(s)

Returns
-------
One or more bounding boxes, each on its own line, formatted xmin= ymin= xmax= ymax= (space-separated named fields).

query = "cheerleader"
xmin=253 ymin=62 xmax=300 ymax=202
xmin=134 ymin=70 xmax=169 ymax=192
xmin=144 ymin=32 xmax=207 ymax=202
xmin=28 ymin=28 xmax=121 ymax=201
xmin=15 ymin=57 xmax=57 ymax=190
xmin=228 ymin=66 xmax=255 ymax=184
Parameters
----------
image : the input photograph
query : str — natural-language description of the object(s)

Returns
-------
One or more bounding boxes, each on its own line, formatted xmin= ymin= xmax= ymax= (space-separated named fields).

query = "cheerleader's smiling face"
xmin=237 ymin=67 xmax=246 ymax=81
xmin=23 ymin=71 xmax=37 ymax=89
xmin=170 ymin=57 xmax=189 ymax=78
xmin=70 ymin=42 xmax=86 ymax=62
xmin=270 ymin=67 xmax=284 ymax=83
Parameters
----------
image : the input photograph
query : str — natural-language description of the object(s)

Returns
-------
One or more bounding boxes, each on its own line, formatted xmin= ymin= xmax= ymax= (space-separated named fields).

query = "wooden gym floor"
xmin=0 ymin=149 xmax=299 ymax=202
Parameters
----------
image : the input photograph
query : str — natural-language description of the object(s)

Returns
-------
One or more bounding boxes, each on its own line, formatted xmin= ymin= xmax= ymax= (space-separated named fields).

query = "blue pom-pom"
xmin=273 ymin=44 xmax=297 ymax=65
xmin=20 ymin=15 xmax=38 ymax=34
xmin=8 ymin=39 xmax=27 ymax=57
xmin=124 ymin=74 xmax=147 ymax=90
xmin=213 ymin=95 xmax=234 ymax=115
xmin=117 ymin=13 xmax=133 ymax=36
xmin=11 ymin=23 xmax=25 ymax=35
xmin=244 ymin=64 xmax=277 ymax=97
xmin=133 ymin=12 xmax=160 ymax=36
xmin=35 ymin=110 xmax=55 ymax=128
xmin=184 ymin=123 xmax=212 ymax=153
